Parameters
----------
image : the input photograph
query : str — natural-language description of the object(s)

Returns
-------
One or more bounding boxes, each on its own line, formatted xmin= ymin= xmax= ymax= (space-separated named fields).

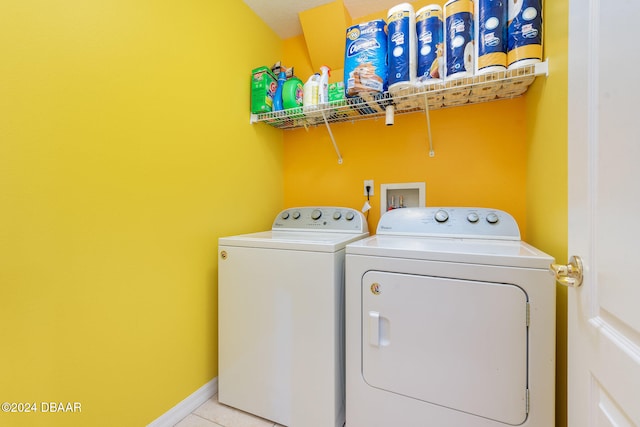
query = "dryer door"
xmin=362 ymin=271 xmax=528 ymax=425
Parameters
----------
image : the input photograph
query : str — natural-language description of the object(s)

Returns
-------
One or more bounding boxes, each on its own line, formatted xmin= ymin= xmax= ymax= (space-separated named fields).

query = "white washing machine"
xmin=345 ymin=207 xmax=555 ymax=427
xmin=218 ymin=207 xmax=369 ymax=427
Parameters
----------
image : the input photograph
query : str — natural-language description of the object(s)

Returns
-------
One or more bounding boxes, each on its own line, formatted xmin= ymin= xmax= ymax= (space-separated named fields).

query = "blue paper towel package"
xmin=344 ymin=19 xmax=388 ymax=97
xmin=387 ymin=3 xmax=416 ymax=91
xmin=476 ymin=0 xmax=507 ymax=73
xmin=416 ymin=5 xmax=444 ymax=81
xmin=507 ymin=0 xmax=543 ymax=68
xmin=444 ymin=0 xmax=475 ymax=79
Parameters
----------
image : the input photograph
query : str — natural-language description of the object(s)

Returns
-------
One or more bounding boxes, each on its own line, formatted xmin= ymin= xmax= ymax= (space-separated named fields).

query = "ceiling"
xmin=242 ymin=0 xmax=402 ymax=39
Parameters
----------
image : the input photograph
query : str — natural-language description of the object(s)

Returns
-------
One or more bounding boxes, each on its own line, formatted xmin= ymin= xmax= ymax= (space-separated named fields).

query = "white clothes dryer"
xmin=218 ymin=207 xmax=369 ymax=427
xmin=345 ymin=207 xmax=555 ymax=427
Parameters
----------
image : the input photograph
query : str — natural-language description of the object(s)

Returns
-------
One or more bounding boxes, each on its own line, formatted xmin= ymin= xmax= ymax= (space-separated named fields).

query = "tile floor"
xmin=174 ymin=394 xmax=285 ymax=427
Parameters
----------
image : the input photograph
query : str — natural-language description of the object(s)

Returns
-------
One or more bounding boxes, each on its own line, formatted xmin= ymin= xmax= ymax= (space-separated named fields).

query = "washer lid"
xmin=220 ymin=230 xmax=370 ymax=252
xmin=346 ymin=235 xmax=553 ymax=269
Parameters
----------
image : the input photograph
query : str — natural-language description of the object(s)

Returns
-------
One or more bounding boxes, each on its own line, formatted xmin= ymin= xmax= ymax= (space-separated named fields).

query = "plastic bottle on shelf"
xmin=319 ymin=65 xmax=331 ymax=104
xmin=282 ymin=76 xmax=304 ymax=110
xmin=303 ymin=73 xmax=320 ymax=113
xmin=272 ymin=71 xmax=287 ymax=111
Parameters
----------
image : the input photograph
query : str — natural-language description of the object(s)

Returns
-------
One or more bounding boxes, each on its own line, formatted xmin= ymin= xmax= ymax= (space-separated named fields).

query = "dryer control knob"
xmin=292 ymin=211 xmax=301 ymax=219
xmin=281 ymin=211 xmax=290 ymax=220
xmin=486 ymin=213 xmax=499 ymax=224
xmin=345 ymin=211 xmax=355 ymax=221
xmin=435 ymin=209 xmax=449 ymax=223
xmin=333 ymin=211 xmax=342 ymax=220
xmin=467 ymin=212 xmax=479 ymax=223
xmin=311 ymin=209 xmax=322 ymax=220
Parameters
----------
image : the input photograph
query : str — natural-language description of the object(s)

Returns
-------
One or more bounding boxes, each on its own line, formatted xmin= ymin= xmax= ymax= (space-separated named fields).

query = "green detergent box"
xmin=329 ymin=82 xmax=346 ymax=102
xmin=251 ymin=66 xmax=277 ymax=114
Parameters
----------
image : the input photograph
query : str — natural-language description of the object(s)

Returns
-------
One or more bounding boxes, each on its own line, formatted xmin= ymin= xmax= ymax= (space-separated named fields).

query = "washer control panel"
xmin=377 ymin=207 xmax=520 ymax=240
xmin=272 ymin=207 xmax=367 ymax=233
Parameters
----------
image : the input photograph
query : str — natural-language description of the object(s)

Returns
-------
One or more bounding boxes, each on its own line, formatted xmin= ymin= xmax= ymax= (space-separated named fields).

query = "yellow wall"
xmin=0 ymin=1 xmax=283 ymax=426
xmin=283 ymin=101 xmax=528 ymax=236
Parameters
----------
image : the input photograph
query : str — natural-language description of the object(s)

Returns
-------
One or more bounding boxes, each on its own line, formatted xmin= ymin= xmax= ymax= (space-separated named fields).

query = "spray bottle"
xmin=272 ymin=71 xmax=287 ymax=111
xmin=319 ymin=65 xmax=331 ymax=105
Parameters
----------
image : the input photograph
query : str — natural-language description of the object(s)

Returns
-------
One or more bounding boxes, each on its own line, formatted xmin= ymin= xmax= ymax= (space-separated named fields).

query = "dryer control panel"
xmin=272 ymin=207 xmax=367 ymax=233
xmin=376 ymin=207 xmax=520 ymax=240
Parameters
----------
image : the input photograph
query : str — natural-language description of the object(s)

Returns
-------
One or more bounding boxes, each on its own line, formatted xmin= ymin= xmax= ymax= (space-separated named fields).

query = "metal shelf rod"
xmin=321 ymin=110 xmax=343 ymax=164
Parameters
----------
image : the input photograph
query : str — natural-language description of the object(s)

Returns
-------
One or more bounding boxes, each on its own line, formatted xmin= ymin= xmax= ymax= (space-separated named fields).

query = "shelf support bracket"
xmin=423 ymin=94 xmax=435 ymax=157
xmin=535 ymin=59 xmax=549 ymax=77
xmin=322 ymin=110 xmax=343 ymax=164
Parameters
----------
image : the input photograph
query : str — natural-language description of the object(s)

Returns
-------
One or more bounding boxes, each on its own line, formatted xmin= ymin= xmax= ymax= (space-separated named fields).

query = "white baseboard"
xmin=147 ymin=377 xmax=218 ymax=427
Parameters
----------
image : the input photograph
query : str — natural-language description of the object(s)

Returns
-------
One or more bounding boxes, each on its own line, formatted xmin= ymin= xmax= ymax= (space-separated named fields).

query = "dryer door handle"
xmin=369 ymin=311 xmax=380 ymax=347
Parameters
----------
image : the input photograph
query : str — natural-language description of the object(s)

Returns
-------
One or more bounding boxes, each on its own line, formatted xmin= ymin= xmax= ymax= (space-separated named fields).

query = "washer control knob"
xmin=292 ymin=211 xmax=301 ymax=220
xmin=281 ymin=211 xmax=290 ymax=220
xmin=311 ymin=209 xmax=322 ymax=220
xmin=435 ymin=209 xmax=449 ymax=223
xmin=333 ymin=211 xmax=342 ymax=220
xmin=345 ymin=211 xmax=355 ymax=221
xmin=467 ymin=212 xmax=479 ymax=223
xmin=486 ymin=213 xmax=499 ymax=224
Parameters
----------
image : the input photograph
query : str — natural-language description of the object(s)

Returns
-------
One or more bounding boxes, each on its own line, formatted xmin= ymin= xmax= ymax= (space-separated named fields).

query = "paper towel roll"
xmin=426 ymin=93 xmax=444 ymax=105
xmin=387 ymin=3 xmax=417 ymax=91
xmin=396 ymin=98 xmax=422 ymax=112
xmin=475 ymin=0 xmax=507 ymax=74
xmin=496 ymin=86 xmax=528 ymax=98
xmin=444 ymin=87 xmax=471 ymax=100
xmin=507 ymin=0 xmax=543 ymax=69
xmin=388 ymin=86 xmax=418 ymax=111
xmin=469 ymin=94 xmax=497 ymax=103
xmin=443 ymin=97 xmax=469 ymax=107
xmin=415 ymin=83 xmax=444 ymax=105
xmin=416 ymin=5 xmax=444 ymax=82
xmin=500 ymin=79 xmax=529 ymax=92
xmin=470 ymin=82 xmax=502 ymax=96
xmin=444 ymin=0 xmax=475 ymax=80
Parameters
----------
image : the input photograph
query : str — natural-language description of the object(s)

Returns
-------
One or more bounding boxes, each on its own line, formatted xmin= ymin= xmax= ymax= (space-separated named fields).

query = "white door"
xmin=567 ymin=1 xmax=640 ymax=426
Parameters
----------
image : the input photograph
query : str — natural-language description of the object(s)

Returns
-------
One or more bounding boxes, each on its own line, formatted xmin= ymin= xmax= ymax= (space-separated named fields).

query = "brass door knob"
xmin=550 ymin=255 xmax=583 ymax=287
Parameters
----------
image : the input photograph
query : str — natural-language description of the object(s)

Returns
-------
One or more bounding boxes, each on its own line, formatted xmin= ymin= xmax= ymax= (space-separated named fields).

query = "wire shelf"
xmin=250 ymin=62 xmax=547 ymax=130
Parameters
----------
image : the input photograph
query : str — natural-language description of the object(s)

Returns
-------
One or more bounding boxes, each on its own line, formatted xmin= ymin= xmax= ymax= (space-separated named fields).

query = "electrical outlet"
xmin=363 ymin=180 xmax=374 ymax=196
